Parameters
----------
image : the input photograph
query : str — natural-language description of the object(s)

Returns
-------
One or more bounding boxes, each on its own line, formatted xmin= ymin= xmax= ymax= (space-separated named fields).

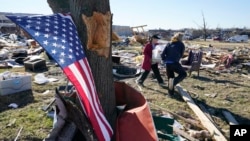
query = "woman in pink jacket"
xmin=136 ymin=34 xmax=164 ymax=87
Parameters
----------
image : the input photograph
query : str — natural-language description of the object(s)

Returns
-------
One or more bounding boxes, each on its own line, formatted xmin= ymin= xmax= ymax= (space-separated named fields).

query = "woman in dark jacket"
xmin=136 ymin=34 xmax=164 ymax=87
xmin=161 ymin=32 xmax=187 ymax=96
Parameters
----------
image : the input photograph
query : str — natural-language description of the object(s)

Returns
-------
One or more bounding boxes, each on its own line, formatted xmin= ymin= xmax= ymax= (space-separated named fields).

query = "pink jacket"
xmin=141 ymin=42 xmax=158 ymax=71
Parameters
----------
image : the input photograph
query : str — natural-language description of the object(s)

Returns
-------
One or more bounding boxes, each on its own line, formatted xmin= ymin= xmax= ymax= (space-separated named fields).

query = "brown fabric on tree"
xmin=82 ymin=12 xmax=111 ymax=58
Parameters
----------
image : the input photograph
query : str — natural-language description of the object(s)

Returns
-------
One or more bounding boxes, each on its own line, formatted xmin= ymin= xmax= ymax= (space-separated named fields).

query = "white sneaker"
xmin=169 ymin=78 xmax=174 ymax=90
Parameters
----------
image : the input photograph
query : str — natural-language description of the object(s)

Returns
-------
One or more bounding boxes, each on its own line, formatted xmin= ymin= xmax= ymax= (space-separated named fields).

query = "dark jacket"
xmin=161 ymin=41 xmax=185 ymax=63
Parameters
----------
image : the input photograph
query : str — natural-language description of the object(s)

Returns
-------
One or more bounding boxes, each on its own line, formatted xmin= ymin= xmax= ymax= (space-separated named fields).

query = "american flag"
xmin=7 ymin=13 xmax=113 ymax=141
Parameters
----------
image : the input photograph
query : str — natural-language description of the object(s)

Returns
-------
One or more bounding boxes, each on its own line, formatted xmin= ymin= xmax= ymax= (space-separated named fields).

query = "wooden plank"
xmin=222 ymin=110 xmax=239 ymax=125
xmin=198 ymin=104 xmax=215 ymax=124
xmin=176 ymin=85 xmax=228 ymax=141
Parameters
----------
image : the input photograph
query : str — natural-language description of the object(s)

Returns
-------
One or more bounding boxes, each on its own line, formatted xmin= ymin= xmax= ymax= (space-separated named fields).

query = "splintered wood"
xmin=82 ymin=12 xmax=111 ymax=58
xmin=176 ymin=85 xmax=228 ymax=141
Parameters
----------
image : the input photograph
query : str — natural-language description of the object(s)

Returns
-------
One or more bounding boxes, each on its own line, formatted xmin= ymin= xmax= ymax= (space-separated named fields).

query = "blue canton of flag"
xmin=6 ymin=13 xmax=113 ymax=141
xmin=10 ymin=14 xmax=83 ymax=68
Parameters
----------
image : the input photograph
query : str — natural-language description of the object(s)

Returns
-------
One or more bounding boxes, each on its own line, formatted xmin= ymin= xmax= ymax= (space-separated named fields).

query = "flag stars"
xmin=69 ymin=55 xmax=73 ymax=59
xmin=61 ymin=45 xmax=66 ymax=50
xmin=35 ymin=26 xmax=40 ymax=30
xmin=45 ymin=28 xmax=50 ymax=32
xmin=25 ymin=24 xmax=31 ymax=29
xmin=44 ymin=34 xmax=49 ymax=38
xmin=51 ymin=49 xmax=56 ymax=54
xmin=59 ymin=59 xmax=65 ymax=64
xmin=61 ymin=39 xmax=66 ymax=43
xmin=60 ymin=52 xmax=66 ymax=57
xmin=35 ymin=32 xmax=40 ymax=36
xmin=8 ymin=14 xmax=86 ymax=67
xmin=4 ymin=15 xmax=114 ymax=139
xmin=43 ymin=40 xmax=49 ymax=45
xmin=52 ymin=42 xmax=58 ymax=47
xmin=54 ymin=31 xmax=58 ymax=34
xmin=53 ymin=36 xmax=58 ymax=41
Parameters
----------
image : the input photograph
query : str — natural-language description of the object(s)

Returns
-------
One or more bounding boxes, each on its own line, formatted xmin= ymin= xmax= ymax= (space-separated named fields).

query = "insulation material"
xmin=82 ymin=12 xmax=111 ymax=58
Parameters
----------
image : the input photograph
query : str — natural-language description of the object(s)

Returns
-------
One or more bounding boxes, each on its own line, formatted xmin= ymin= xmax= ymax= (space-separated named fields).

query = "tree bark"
xmin=47 ymin=0 xmax=117 ymax=139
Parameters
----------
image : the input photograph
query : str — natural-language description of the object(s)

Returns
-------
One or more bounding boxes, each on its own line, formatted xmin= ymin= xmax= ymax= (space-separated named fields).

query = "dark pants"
xmin=137 ymin=63 xmax=163 ymax=84
xmin=166 ymin=62 xmax=187 ymax=86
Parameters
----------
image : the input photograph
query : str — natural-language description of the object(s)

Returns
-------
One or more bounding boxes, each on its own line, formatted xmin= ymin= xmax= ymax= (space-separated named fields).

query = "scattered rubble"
xmin=1 ymin=32 xmax=250 ymax=140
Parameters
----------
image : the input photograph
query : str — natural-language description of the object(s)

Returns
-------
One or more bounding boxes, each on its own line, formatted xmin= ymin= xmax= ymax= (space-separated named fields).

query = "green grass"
xmin=122 ymin=40 xmax=250 ymax=140
xmin=0 ymin=67 xmax=64 ymax=140
xmin=0 ymin=40 xmax=249 ymax=140
xmin=0 ymin=90 xmax=54 ymax=140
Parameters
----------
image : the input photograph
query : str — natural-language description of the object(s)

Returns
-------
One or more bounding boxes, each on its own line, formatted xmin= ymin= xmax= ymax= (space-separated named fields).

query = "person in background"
xmin=161 ymin=32 xmax=187 ymax=96
xmin=136 ymin=34 xmax=165 ymax=87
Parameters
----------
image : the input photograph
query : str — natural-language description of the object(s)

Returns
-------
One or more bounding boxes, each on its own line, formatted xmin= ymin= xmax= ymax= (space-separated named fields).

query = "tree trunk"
xmin=47 ymin=0 xmax=117 ymax=138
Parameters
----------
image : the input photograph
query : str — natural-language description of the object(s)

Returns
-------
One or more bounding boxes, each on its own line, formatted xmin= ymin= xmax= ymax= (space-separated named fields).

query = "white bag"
xmin=152 ymin=45 xmax=165 ymax=64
